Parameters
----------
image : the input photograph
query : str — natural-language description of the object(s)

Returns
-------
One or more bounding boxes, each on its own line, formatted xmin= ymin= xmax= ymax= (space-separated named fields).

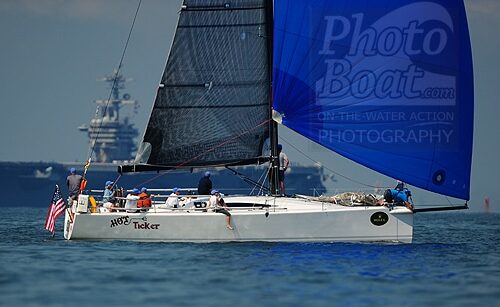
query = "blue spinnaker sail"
xmin=273 ymin=0 xmax=473 ymax=200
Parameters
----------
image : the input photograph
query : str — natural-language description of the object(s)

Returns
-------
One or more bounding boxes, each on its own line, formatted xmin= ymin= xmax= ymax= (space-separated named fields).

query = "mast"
xmin=266 ymin=0 xmax=279 ymax=195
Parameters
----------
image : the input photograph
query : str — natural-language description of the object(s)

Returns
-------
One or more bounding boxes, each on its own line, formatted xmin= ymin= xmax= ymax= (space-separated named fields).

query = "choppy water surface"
xmin=0 ymin=208 xmax=498 ymax=306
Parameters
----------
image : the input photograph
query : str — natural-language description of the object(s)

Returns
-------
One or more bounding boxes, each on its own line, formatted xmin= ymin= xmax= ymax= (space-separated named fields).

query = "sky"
xmin=0 ymin=0 xmax=498 ymax=212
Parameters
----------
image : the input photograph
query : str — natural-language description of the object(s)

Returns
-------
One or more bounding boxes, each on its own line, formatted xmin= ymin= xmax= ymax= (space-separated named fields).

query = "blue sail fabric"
xmin=273 ymin=0 xmax=473 ymax=200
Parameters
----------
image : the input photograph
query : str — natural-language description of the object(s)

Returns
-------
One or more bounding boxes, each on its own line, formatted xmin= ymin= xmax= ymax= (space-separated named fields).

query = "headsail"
xmin=273 ymin=0 xmax=473 ymax=199
xmin=132 ymin=0 xmax=272 ymax=170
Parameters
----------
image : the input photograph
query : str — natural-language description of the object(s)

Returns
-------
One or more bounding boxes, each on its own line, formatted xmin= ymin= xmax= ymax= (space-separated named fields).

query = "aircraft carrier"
xmin=0 ymin=71 xmax=329 ymax=206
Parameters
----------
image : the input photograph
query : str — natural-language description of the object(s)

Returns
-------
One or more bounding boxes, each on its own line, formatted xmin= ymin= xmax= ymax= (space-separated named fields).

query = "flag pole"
xmin=44 ymin=184 xmax=66 ymax=236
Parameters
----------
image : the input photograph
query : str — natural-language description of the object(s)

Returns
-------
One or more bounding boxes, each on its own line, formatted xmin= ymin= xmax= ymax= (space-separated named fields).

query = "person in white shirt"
xmin=278 ymin=144 xmax=289 ymax=195
xmin=125 ymin=188 xmax=140 ymax=212
xmin=165 ymin=187 xmax=181 ymax=208
xmin=208 ymin=189 xmax=233 ymax=230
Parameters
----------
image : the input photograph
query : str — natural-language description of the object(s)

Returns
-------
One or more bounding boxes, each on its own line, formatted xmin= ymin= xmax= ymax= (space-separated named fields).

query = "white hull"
xmin=64 ymin=196 xmax=413 ymax=243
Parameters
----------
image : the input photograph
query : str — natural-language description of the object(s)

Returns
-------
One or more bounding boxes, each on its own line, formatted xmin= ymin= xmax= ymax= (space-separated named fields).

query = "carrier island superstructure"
xmin=78 ymin=69 xmax=139 ymax=163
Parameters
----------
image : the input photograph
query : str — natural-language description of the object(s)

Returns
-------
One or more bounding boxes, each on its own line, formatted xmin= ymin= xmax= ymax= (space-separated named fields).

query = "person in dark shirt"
xmin=66 ymin=167 xmax=83 ymax=202
xmin=197 ymin=171 xmax=212 ymax=195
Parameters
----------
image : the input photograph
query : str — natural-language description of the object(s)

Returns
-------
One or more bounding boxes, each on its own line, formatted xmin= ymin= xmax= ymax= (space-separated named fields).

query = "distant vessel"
xmin=0 ymin=70 xmax=328 ymax=206
xmin=78 ymin=69 xmax=139 ymax=163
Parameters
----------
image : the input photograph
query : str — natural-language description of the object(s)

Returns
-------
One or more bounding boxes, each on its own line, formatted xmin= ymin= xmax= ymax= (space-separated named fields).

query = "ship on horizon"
xmin=0 ymin=70 xmax=329 ymax=206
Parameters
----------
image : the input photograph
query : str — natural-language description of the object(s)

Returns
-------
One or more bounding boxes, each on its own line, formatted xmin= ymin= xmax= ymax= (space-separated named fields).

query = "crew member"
xmin=165 ymin=187 xmax=181 ymax=208
xmin=197 ymin=171 xmax=212 ymax=195
xmin=278 ymin=144 xmax=289 ymax=195
xmin=102 ymin=180 xmax=116 ymax=211
xmin=208 ymin=189 xmax=233 ymax=230
xmin=66 ymin=167 xmax=83 ymax=203
xmin=138 ymin=187 xmax=152 ymax=208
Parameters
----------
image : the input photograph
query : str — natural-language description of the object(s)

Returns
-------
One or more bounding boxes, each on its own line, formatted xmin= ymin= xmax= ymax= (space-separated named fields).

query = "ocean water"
xmin=0 ymin=208 xmax=498 ymax=307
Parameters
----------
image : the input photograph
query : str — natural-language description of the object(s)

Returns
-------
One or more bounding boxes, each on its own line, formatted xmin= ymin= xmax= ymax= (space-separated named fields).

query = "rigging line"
xmin=249 ymin=172 xmax=262 ymax=195
xmin=110 ymin=174 xmax=122 ymax=190
xmin=86 ymin=0 xmax=143 ymax=166
xmin=279 ymin=136 xmax=384 ymax=189
xmin=445 ymin=196 xmax=454 ymax=206
xmin=133 ymin=119 xmax=271 ymax=188
xmin=259 ymin=164 xmax=272 ymax=195
xmin=229 ymin=169 xmax=269 ymax=195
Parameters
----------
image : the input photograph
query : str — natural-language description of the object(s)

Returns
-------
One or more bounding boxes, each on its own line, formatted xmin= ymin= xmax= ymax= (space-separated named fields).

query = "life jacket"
xmin=79 ymin=179 xmax=87 ymax=192
xmin=137 ymin=192 xmax=152 ymax=208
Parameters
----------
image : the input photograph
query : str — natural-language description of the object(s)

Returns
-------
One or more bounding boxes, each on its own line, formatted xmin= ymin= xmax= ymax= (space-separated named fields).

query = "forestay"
xmin=273 ymin=0 xmax=473 ymax=200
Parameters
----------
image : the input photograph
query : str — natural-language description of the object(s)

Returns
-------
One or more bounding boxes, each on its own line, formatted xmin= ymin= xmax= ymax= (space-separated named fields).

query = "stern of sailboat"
xmin=64 ymin=205 xmax=74 ymax=240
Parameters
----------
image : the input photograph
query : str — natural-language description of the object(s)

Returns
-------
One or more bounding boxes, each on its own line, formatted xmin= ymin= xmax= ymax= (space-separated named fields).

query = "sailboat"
xmin=64 ymin=0 xmax=473 ymax=243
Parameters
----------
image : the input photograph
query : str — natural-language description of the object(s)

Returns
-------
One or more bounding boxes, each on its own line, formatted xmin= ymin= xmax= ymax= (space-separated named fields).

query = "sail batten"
xmin=155 ymin=103 xmax=268 ymax=110
xmin=178 ymin=23 xmax=265 ymax=28
xmin=273 ymin=0 xmax=473 ymax=200
xmin=181 ymin=6 xmax=265 ymax=12
xmin=163 ymin=80 xmax=268 ymax=87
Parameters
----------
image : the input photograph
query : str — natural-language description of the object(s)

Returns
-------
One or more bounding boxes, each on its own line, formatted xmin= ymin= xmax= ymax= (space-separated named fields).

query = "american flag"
xmin=44 ymin=185 xmax=66 ymax=234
